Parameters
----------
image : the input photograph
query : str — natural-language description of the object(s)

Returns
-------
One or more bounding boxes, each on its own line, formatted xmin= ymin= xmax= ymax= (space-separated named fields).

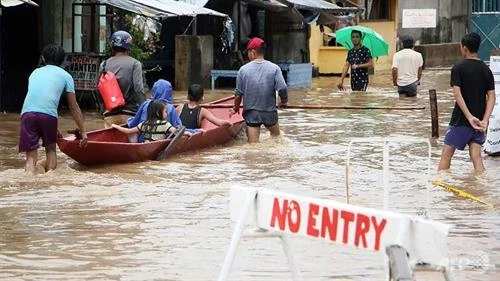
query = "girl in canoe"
xmin=176 ymin=84 xmax=231 ymax=133
xmin=127 ymin=79 xmax=182 ymax=142
xmin=112 ymin=100 xmax=177 ymax=142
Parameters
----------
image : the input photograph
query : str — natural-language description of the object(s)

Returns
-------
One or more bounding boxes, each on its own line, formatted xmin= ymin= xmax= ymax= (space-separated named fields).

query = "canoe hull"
xmin=57 ymin=96 xmax=244 ymax=165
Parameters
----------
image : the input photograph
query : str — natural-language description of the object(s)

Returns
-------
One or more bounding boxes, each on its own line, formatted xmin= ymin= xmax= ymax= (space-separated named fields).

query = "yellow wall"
xmin=360 ymin=21 xmax=397 ymax=70
xmin=309 ymin=1 xmax=399 ymax=73
xmin=309 ymin=24 xmax=323 ymax=71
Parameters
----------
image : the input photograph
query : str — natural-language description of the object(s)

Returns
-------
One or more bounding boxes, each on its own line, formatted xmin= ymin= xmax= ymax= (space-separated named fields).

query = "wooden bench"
xmin=211 ymin=69 xmax=238 ymax=91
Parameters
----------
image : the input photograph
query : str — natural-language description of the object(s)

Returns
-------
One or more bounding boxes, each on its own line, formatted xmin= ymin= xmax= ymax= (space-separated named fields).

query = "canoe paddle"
xmin=431 ymin=179 xmax=495 ymax=209
xmin=156 ymin=126 xmax=186 ymax=161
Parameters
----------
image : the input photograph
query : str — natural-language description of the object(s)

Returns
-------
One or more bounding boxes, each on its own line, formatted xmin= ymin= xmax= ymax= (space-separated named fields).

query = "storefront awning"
xmin=0 ymin=0 xmax=38 ymax=7
xmin=99 ymin=0 xmax=226 ymax=20
xmin=285 ymin=0 xmax=358 ymax=13
xmin=245 ymin=0 xmax=288 ymax=11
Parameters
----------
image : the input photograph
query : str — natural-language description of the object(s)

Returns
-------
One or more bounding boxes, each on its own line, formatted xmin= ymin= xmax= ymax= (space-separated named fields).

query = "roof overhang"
xmin=0 ymin=0 xmax=38 ymax=7
xmin=99 ymin=0 xmax=226 ymax=20
xmin=284 ymin=0 xmax=359 ymax=13
xmin=245 ymin=0 xmax=288 ymax=12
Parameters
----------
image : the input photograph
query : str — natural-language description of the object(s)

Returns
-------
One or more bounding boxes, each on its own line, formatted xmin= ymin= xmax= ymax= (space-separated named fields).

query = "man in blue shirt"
xmin=19 ymin=44 xmax=87 ymax=174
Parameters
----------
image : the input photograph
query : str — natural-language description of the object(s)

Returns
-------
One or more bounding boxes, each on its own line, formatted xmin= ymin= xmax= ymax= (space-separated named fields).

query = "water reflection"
xmin=0 ymin=70 xmax=498 ymax=280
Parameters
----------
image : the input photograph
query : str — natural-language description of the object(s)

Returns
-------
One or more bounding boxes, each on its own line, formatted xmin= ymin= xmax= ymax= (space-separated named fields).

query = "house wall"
xmin=397 ymin=0 xmax=470 ymax=44
xmin=361 ymin=20 xmax=397 ymax=70
xmin=267 ymin=10 xmax=309 ymax=64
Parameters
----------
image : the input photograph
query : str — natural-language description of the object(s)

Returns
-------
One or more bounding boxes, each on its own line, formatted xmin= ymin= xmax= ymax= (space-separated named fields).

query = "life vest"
xmin=138 ymin=120 xmax=172 ymax=142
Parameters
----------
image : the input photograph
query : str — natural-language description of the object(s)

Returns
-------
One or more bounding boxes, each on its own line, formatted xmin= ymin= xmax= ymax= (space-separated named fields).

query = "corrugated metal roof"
xmin=286 ymin=0 xmax=358 ymax=12
xmin=100 ymin=0 xmax=226 ymax=19
xmin=0 ymin=0 xmax=38 ymax=7
xmin=247 ymin=0 xmax=288 ymax=10
xmin=177 ymin=0 xmax=210 ymax=6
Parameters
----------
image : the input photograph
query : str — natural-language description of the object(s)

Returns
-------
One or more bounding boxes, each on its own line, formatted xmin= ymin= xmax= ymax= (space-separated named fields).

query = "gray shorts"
xmin=243 ymin=110 xmax=278 ymax=128
xmin=398 ymin=81 xmax=418 ymax=97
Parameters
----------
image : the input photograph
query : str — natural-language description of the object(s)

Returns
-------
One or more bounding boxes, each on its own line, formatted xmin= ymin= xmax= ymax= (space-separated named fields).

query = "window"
xmin=472 ymin=0 xmax=500 ymax=12
xmin=72 ymin=1 xmax=109 ymax=54
xmin=358 ymin=0 xmax=391 ymax=20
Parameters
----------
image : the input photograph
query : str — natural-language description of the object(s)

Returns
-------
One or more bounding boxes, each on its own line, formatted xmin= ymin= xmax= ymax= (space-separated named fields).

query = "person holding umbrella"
xmin=337 ymin=30 xmax=373 ymax=91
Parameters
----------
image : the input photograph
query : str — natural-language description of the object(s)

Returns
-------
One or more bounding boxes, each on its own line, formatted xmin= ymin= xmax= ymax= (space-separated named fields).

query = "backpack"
xmin=98 ymin=60 xmax=125 ymax=111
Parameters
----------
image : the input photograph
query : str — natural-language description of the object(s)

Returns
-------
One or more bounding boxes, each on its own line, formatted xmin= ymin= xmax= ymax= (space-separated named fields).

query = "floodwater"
xmin=0 ymin=70 xmax=499 ymax=281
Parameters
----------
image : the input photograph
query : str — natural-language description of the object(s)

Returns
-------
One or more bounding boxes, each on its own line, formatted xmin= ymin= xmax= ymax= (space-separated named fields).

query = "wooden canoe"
xmin=57 ymin=96 xmax=244 ymax=165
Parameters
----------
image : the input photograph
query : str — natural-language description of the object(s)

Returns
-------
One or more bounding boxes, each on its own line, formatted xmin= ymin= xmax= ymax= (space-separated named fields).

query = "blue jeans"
xmin=397 ymin=81 xmax=418 ymax=97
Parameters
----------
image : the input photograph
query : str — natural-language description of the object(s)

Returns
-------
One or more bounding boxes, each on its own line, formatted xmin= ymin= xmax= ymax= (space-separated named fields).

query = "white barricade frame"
xmin=219 ymin=186 xmax=455 ymax=281
xmin=344 ymin=136 xmax=457 ymax=280
xmin=345 ymin=136 xmax=432 ymax=212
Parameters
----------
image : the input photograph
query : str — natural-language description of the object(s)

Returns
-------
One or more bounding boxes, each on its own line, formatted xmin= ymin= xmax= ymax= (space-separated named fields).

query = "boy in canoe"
xmin=19 ymin=44 xmax=87 ymax=174
xmin=176 ymin=84 xmax=231 ymax=133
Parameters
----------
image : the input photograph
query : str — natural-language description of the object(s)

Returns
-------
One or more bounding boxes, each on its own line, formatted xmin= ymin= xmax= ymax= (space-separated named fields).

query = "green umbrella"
xmin=335 ymin=25 xmax=389 ymax=57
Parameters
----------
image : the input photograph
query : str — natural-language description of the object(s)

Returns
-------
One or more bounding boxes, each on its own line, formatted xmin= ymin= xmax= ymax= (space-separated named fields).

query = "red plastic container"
xmin=98 ymin=71 xmax=125 ymax=111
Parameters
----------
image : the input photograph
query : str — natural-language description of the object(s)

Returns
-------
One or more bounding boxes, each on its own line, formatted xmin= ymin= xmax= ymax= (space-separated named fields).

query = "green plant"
xmin=112 ymin=11 xmax=161 ymax=61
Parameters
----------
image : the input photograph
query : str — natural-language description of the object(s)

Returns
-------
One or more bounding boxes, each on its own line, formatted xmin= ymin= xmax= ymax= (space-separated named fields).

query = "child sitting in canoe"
xmin=127 ymin=79 xmax=182 ymax=142
xmin=112 ymin=100 xmax=177 ymax=142
xmin=176 ymin=84 xmax=232 ymax=132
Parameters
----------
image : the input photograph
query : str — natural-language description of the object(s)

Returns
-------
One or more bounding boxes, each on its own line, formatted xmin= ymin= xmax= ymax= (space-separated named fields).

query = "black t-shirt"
xmin=346 ymin=46 xmax=372 ymax=84
xmin=449 ymin=59 xmax=494 ymax=127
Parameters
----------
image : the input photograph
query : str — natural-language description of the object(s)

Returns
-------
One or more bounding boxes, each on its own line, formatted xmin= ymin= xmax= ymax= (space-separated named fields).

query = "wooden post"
xmin=429 ymin=89 xmax=439 ymax=138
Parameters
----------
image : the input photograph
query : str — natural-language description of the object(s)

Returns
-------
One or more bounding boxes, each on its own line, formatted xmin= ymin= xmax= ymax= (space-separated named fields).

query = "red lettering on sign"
xmin=288 ymin=200 xmax=301 ymax=233
xmin=341 ymin=210 xmax=355 ymax=244
xmin=321 ymin=207 xmax=338 ymax=241
xmin=354 ymin=213 xmax=370 ymax=248
xmin=307 ymin=203 xmax=319 ymax=237
xmin=371 ymin=216 xmax=387 ymax=251
xmin=270 ymin=198 xmax=288 ymax=231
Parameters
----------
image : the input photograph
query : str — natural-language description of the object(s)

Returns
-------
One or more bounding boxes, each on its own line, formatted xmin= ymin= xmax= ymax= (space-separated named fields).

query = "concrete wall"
xmin=42 ymin=0 xmax=64 ymax=47
xmin=397 ymin=0 xmax=469 ymax=44
xmin=414 ymin=43 xmax=461 ymax=67
xmin=269 ymin=32 xmax=308 ymax=64
xmin=175 ymin=35 xmax=214 ymax=91
xmin=267 ymin=10 xmax=309 ymax=64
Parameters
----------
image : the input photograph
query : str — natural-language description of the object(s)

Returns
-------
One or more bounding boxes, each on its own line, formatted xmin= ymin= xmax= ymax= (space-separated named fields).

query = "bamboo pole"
xmin=199 ymin=104 xmax=426 ymax=110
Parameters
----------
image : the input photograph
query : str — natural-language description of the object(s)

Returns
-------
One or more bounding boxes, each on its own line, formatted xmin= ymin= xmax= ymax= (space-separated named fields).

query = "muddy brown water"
xmin=0 ymin=70 xmax=498 ymax=280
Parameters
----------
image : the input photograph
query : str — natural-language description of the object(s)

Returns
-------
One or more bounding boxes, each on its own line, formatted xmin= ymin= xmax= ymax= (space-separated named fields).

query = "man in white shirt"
xmin=392 ymin=36 xmax=423 ymax=97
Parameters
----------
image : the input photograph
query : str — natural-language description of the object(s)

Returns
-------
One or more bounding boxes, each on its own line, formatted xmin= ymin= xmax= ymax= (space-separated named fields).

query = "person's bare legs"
xmin=438 ymin=144 xmax=456 ymax=171
xmin=25 ymin=149 xmax=38 ymax=174
xmin=266 ymin=123 xmax=281 ymax=137
xmin=45 ymin=143 xmax=57 ymax=172
xmin=246 ymin=126 xmax=260 ymax=143
xmin=468 ymin=142 xmax=485 ymax=173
